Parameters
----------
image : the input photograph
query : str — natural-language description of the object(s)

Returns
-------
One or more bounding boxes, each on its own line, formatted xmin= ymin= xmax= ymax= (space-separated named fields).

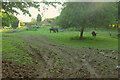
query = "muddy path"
xmin=2 ymin=34 xmax=118 ymax=78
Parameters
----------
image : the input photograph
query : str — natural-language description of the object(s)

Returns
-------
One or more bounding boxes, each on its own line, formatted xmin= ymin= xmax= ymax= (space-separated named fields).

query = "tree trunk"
xmin=80 ymin=27 xmax=84 ymax=40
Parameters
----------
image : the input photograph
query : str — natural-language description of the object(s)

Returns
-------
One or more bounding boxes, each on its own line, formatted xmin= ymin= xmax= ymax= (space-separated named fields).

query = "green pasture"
xmin=38 ymin=27 xmax=118 ymax=50
xmin=2 ymin=26 xmax=118 ymax=50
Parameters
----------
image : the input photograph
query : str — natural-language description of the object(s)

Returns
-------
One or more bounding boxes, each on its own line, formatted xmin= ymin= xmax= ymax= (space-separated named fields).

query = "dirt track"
xmin=2 ymin=34 xmax=118 ymax=78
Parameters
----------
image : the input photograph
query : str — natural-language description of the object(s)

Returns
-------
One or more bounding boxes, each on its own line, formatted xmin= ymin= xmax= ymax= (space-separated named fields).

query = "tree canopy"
xmin=55 ymin=2 xmax=118 ymax=39
xmin=2 ymin=2 xmax=40 ymax=16
xmin=1 ymin=10 xmax=19 ymax=28
xmin=2 ymin=1 xmax=61 ymax=16
xmin=56 ymin=2 xmax=118 ymax=28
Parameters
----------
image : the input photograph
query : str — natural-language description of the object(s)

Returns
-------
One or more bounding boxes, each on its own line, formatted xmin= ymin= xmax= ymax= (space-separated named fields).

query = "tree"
xmin=56 ymin=2 xmax=118 ymax=39
xmin=1 ymin=11 xmax=19 ymax=28
xmin=118 ymin=2 xmax=120 ymax=23
xmin=37 ymin=14 xmax=42 ymax=23
xmin=2 ymin=2 xmax=40 ymax=16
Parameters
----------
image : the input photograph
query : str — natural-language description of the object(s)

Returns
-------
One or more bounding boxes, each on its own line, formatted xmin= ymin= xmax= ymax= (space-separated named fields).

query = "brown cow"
xmin=91 ymin=31 xmax=96 ymax=36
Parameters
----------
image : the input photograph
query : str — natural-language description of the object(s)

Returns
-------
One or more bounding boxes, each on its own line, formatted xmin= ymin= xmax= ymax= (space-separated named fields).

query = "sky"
xmin=16 ymin=4 xmax=63 ymax=22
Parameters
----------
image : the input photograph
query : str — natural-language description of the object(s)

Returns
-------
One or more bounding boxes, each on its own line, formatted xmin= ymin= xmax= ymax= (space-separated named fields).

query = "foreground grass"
xmin=2 ymin=34 xmax=33 ymax=64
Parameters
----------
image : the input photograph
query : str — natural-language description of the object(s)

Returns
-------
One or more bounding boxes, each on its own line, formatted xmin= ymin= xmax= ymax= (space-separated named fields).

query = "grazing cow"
xmin=91 ymin=31 xmax=96 ymax=36
xmin=50 ymin=28 xmax=58 ymax=33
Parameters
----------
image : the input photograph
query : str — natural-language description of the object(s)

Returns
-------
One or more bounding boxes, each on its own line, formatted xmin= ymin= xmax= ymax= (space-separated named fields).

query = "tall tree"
xmin=37 ymin=14 xmax=42 ymax=23
xmin=56 ymin=2 xmax=118 ymax=39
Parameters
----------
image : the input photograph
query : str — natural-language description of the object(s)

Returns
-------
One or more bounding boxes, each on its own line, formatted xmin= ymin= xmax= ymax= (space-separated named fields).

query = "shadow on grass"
xmin=70 ymin=36 xmax=97 ymax=40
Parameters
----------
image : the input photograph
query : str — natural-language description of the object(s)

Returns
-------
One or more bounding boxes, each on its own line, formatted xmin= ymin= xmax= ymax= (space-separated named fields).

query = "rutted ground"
xmin=2 ymin=34 xmax=118 ymax=78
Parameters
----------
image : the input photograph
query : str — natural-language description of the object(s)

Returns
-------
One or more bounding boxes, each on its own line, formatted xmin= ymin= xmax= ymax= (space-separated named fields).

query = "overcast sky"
xmin=16 ymin=4 xmax=63 ymax=22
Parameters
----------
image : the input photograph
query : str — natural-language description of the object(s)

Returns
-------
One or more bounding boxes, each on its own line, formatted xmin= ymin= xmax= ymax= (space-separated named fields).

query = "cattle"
xmin=91 ymin=31 xmax=96 ymax=36
xmin=50 ymin=28 xmax=58 ymax=33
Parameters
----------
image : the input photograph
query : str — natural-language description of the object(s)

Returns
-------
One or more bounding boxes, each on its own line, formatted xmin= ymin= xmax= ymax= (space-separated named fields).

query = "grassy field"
xmin=36 ymin=27 xmax=118 ymax=50
xmin=2 ymin=26 xmax=118 ymax=50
